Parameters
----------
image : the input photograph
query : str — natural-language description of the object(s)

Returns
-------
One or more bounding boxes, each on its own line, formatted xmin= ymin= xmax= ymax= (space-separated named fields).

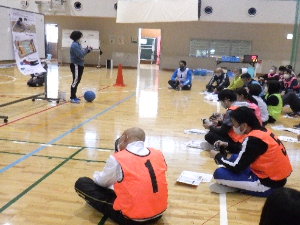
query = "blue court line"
xmin=0 ymin=91 xmax=138 ymax=175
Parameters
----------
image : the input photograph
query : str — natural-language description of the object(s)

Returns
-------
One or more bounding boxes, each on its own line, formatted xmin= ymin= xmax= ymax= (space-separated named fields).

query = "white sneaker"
xmin=200 ymin=141 xmax=214 ymax=151
xmin=168 ymin=85 xmax=173 ymax=89
xmin=209 ymin=183 xmax=238 ymax=194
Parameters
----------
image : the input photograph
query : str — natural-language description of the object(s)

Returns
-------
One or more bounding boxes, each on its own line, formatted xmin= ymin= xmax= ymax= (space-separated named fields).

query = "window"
xmin=189 ymin=39 xmax=252 ymax=58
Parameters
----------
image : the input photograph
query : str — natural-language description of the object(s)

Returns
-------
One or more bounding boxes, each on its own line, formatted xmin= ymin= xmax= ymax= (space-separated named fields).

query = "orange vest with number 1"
xmin=113 ymin=148 xmax=168 ymax=220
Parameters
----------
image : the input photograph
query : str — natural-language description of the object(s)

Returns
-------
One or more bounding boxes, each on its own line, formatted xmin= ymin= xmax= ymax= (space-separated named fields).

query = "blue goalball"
xmin=84 ymin=91 xmax=96 ymax=102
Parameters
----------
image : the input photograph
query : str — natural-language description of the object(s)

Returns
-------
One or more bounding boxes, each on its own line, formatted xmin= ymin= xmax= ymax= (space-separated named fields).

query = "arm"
xmin=217 ymin=73 xmax=228 ymax=88
xmin=71 ymin=43 xmax=89 ymax=60
xmin=171 ymin=69 xmax=178 ymax=81
xmin=93 ymin=155 xmax=121 ymax=188
xmin=214 ymin=136 xmax=267 ymax=173
xmin=207 ymin=75 xmax=217 ymax=87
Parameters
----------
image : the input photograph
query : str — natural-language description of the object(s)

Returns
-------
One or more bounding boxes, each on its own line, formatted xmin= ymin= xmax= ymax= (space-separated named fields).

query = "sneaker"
xmin=209 ymin=183 xmax=238 ymax=194
xmin=200 ymin=141 xmax=214 ymax=151
xmin=70 ymin=98 xmax=80 ymax=104
xmin=293 ymin=124 xmax=300 ymax=129
xmin=287 ymin=112 xmax=300 ymax=117
xmin=168 ymin=85 xmax=173 ymax=89
xmin=75 ymin=97 xmax=81 ymax=101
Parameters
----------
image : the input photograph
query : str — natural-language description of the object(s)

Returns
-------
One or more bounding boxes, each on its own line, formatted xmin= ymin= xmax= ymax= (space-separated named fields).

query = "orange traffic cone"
xmin=113 ymin=64 xmax=126 ymax=87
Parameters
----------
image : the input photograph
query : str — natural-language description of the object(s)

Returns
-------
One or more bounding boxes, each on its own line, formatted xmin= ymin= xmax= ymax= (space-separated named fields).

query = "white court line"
xmin=220 ymin=193 xmax=228 ymax=225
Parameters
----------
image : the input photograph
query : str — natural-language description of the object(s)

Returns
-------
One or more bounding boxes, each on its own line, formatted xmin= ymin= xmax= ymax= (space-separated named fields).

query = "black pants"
xmin=70 ymin=63 xmax=84 ymax=99
xmin=75 ymin=177 xmax=162 ymax=225
xmin=205 ymin=131 xmax=241 ymax=154
xmin=168 ymin=80 xmax=191 ymax=90
xmin=282 ymin=91 xmax=300 ymax=113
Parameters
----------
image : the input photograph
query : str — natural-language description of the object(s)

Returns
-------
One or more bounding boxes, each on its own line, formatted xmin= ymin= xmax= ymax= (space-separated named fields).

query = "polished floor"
xmin=0 ymin=63 xmax=299 ymax=225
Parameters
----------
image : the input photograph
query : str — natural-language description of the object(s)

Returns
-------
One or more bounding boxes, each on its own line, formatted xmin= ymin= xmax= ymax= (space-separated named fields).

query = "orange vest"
xmin=248 ymin=129 xmax=292 ymax=180
xmin=113 ymin=148 xmax=168 ymax=220
xmin=227 ymin=106 xmax=247 ymax=143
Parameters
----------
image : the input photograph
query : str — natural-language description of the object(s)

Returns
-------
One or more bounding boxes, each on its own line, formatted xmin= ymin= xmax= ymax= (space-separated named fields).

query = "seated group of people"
xmin=72 ymin=62 xmax=297 ymax=225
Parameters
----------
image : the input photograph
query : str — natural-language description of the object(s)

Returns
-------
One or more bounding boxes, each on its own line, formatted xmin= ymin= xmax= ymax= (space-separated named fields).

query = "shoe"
xmin=293 ymin=124 xmax=300 ymax=129
xmin=70 ymin=98 xmax=80 ymax=104
xmin=200 ymin=141 xmax=214 ymax=151
xmin=209 ymin=183 xmax=238 ymax=194
xmin=287 ymin=112 xmax=300 ymax=117
xmin=168 ymin=86 xmax=173 ymax=89
xmin=75 ymin=97 xmax=81 ymax=101
xmin=176 ymin=86 xmax=182 ymax=91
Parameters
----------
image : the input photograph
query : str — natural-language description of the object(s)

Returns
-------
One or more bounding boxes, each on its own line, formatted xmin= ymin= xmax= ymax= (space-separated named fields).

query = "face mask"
xmin=233 ymin=124 xmax=246 ymax=135
xmin=232 ymin=73 xmax=236 ymax=77
xmin=78 ymin=38 xmax=82 ymax=44
xmin=269 ymin=69 xmax=274 ymax=73
xmin=215 ymin=73 xmax=221 ymax=77
xmin=180 ymin=66 xmax=185 ymax=71
xmin=283 ymin=74 xmax=290 ymax=79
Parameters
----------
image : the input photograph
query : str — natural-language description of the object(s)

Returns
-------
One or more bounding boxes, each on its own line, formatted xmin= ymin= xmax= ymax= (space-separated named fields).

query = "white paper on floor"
xmin=184 ymin=129 xmax=208 ymax=135
xmin=177 ymin=171 xmax=213 ymax=186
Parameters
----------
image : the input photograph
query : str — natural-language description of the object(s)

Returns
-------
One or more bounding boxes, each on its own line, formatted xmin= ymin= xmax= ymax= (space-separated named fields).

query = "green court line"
xmin=0 ymin=147 xmax=84 ymax=213
xmin=0 ymin=150 xmax=107 ymax=163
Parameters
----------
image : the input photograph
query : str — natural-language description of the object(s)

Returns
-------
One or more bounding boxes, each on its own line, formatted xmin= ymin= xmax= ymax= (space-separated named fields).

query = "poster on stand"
xmin=10 ymin=9 xmax=46 ymax=75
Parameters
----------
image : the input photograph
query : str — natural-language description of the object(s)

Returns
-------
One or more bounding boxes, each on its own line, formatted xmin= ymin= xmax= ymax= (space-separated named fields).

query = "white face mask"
xmin=283 ymin=74 xmax=290 ymax=79
xmin=78 ymin=38 xmax=83 ymax=44
xmin=215 ymin=73 xmax=222 ymax=77
xmin=233 ymin=124 xmax=246 ymax=135
xmin=232 ymin=73 xmax=236 ymax=77
xmin=269 ymin=69 xmax=274 ymax=73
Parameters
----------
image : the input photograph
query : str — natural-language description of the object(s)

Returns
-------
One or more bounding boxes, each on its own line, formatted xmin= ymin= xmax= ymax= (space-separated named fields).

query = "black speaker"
xmin=74 ymin=1 xmax=82 ymax=10
xmin=204 ymin=6 xmax=213 ymax=15
xmin=248 ymin=7 xmax=257 ymax=16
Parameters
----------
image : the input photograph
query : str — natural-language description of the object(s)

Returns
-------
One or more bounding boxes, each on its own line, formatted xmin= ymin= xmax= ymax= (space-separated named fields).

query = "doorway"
xmin=138 ymin=28 xmax=161 ymax=66
xmin=45 ymin=24 xmax=58 ymax=61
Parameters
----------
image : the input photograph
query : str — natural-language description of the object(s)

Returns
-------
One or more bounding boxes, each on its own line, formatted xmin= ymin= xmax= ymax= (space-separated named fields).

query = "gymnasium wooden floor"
xmin=0 ymin=63 xmax=299 ymax=225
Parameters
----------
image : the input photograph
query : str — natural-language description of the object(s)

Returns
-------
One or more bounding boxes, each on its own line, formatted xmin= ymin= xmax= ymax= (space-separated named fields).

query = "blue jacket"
xmin=70 ymin=41 xmax=89 ymax=66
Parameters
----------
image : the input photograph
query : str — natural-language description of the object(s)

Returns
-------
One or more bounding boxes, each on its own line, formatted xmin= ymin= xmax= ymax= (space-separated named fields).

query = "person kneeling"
xmin=75 ymin=127 xmax=168 ymax=225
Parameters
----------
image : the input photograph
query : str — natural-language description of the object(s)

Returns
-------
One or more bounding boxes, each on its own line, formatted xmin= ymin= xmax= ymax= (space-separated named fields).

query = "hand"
xmin=210 ymin=150 xmax=219 ymax=158
xmin=175 ymin=77 xmax=179 ymax=82
xmin=281 ymin=91 xmax=285 ymax=96
xmin=213 ymin=140 xmax=228 ymax=150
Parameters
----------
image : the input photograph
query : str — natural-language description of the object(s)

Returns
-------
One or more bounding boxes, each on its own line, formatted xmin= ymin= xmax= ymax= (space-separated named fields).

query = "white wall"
xmin=0 ymin=0 xmax=297 ymax=24
xmin=201 ymin=0 xmax=296 ymax=24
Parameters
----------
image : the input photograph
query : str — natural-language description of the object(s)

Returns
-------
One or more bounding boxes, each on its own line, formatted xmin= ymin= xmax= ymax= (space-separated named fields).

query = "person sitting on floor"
xmin=280 ymin=69 xmax=298 ymax=96
xmin=75 ymin=127 xmax=168 ymax=225
xmin=248 ymin=83 xmax=269 ymax=126
xmin=201 ymin=89 xmax=245 ymax=153
xmin=258 ymin=66 xmax=279 ymax=86
xmin=263 ymin=80 xmax=283 ymax=123
xmin=205 ymin=67 xmax=230 ymax=94
xmin=168 ymin=60 xmax=192 ymax=91
xmin=227 ymin=67 xmax=244 ymax=91
xmin=209 ymin=106 xmax=292 ymax=197
xmin=241 ymin=72 xmax=264 ymax=96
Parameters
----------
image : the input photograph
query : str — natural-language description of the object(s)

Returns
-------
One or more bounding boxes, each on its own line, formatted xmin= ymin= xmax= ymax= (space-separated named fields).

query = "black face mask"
xmin=180 ymin=66 xmax=185 ymax=71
